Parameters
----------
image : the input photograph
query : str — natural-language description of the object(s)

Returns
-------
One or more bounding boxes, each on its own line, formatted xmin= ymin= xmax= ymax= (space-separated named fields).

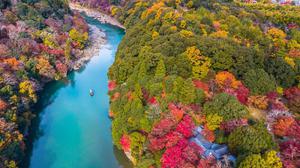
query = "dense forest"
xmin=105 ymin=0 xmax=300 ymax=168
xmin=0 ymin=0 xmax=300 ymax=167
xmin=0 ymin=0 xmax=89 ymax=167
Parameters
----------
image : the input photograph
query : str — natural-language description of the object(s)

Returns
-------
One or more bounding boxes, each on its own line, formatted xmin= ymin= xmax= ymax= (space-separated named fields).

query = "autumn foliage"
xmin=3 ymin=58 xmax=20 ymax=70
xmin=279 ymin=140 xmax=300 ymax=168
xmin=201 ymin=126 xmax=215 ymax=142
xmin=284 ymin=87 xmax=300 ymax=116
xmin=148 ymin=115 xmax=195 ymax=154
xmin=193 ymin=80 xmax=209 ymax=93
xmin=108 ymin=80 xmax=117 ymax=91
xmin=120 ymin=134 xmax=131 ymax=152
xmin=248 ymin=96 xmax=269 ymax=110
xmin=0 ymin=1 xmax=90 ymax=166
xmin=220 ymin=118 xmax=248 ymax=133
xmin=0 ymin=99 xmax=8 ymax=111
xmin=175 ymin=115 xmax=195 ymax=138
xmin=215 ymin=71 xmax=241 ymax=89
xmin=161 ymin=139 xmax=203 ymax=168
xmin=215 ymin=71 xmax=249 ymax=104
xmin=286 ymin=120 xmax=300 ymax=140
xmin=272 ymin=116 xmax=295 ymax=137
xmin=168 ymin=103 xmax=184 ymax=121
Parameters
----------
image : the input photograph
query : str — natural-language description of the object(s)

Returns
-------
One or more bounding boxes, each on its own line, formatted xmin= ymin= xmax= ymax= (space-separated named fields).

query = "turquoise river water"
xmin=26 ymin=17 xmax=132 ymax=168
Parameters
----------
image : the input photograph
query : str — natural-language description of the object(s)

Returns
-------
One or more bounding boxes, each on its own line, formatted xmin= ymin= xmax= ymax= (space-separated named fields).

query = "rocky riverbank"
xmin=73 ymin=24 xmax=106 ymax=71
xmin=69 ymin=3 xmax=125 ymax=29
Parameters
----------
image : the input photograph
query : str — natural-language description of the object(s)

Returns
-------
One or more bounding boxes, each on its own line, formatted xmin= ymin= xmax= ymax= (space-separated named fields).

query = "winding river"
xmin=27 ymin=17 xmax=132 ymax=168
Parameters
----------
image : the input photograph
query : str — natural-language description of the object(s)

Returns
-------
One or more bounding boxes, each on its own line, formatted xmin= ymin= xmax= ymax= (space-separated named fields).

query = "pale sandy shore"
xmin=69 ymin=3 xmax=125 ymax=29
xmin=73 ymin=24 xmax=106 ymax=70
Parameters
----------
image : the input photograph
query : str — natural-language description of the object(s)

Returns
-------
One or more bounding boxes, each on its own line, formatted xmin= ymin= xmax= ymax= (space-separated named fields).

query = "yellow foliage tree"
xmin=267 ymin=27 xmax=286 ymax=48
xmin=43 ymin=35 xmax=57 ymax=48
xmin=69 ymin=28 xmax=89 ymax=49
xmin=4 ymin=160 xmax=17 ymax=168
xmin=111 ymin=6 xmax=119 ymax=16
xmin=19 ymin=80 xmax=37 ymax=102
xmin=36 ymin=57 xmax=55 ymax=79
xmin=187 ymin=0 xmax=193 ymax=8
xmin=263 ymin=150 xmax=283 ymax=168
xmin=205 ymin=114 xmax=223 ymax=131
xmin=267 ymin=28 xmax=286 ymax=40
xmin=180 ymin=20 xmax=186 ymax=29
xmin=185 ymin=46 xmax=211 ymax=79
xmin=152 ymin=31 xmax=159 ymax=40
xmin=210 ymin=30 xmax=228 ymax=38
xmin=284 ymin=56 xmax=295 ymax=68
xmin=65 ymin=39 xmax=71 ymax=60
xmin=170 ymin=26 xmax=177 ymax=32
xmin=180 ymin=30 xmax=194 ymax=37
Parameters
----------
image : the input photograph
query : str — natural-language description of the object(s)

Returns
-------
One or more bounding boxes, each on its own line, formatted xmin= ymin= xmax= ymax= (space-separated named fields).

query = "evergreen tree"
xmin=228 ymin=123 xmax=276 ymax=155
xmin=172 ymin=76 xmax=184 ymax=102
xmin=135 ymin=83 xmax=143 ymax=100
xmin=203 ymin=93 xmax=248 ymax=121
xmin=179 ymin=79 xmax=196 ymax=104
xmin=264 ymin=57 xmax=296 ymax=88
xmin=138 ymin=61 xmax=147 ymax=79
xmin=243 ymin=68 xmax=277 ymax=95
xmin=155 ymin=58 xmax=166 ymax=79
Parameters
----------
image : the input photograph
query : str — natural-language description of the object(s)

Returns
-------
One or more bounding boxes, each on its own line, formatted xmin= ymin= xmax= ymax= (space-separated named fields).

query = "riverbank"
xmin=69 ymin=3 xmax=125 ymax=30
xmin=27 ymin=16 xmax=131 ymax=168
xmin=73 ymin=24 xmax=106 ymax=70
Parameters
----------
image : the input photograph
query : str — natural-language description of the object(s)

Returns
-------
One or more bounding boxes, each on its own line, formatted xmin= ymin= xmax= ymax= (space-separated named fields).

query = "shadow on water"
xmin=21 ymin=71 xmax=77 ymax=168
xmin=113 ymin=146 xmax=134 ymax=168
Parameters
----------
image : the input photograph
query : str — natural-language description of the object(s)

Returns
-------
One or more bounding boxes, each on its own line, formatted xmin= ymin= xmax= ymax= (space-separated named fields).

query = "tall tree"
xmin=243 ymin=68 xmax=277 ymax=95
xmin=155 ymin=58 xmax=166 ymax=79
xmin=179 ymin=79 xmax=196 ymax=105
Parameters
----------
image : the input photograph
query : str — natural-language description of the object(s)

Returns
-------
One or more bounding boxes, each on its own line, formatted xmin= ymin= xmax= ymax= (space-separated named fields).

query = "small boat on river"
xmin=89 ymin=89 xmax=94 ymax=96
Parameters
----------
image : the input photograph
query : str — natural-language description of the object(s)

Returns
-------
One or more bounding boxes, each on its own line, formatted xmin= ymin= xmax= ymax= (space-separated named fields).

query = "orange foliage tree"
xmin=248 ymin=96 xmax=269 ymax=110
xmin=272 ymin=116 xmax=295 ymax=137
xmin=215 ymin=71 xmax=241 ymax=89
xmin=141 ymin=2 xmax=165 ymax=20
xmin=0 ymin=99 xmax=8 ymax=111
xmin=3 ymin=58 xmax=19 ymax=70
xmin=36 ymin=57 xmax=55 ymax=79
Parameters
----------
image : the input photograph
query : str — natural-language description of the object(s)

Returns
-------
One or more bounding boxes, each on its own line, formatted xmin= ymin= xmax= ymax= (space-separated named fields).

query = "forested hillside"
xmin=0 ymin=0 xmax=89 ymax=167
xmin=107 ymin=0 xmax=300 ymax=167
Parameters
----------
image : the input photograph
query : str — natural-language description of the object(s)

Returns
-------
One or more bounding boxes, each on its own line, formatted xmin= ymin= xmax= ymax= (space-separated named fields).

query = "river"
xmin=26 ymin=17 xmax=132 ymax=168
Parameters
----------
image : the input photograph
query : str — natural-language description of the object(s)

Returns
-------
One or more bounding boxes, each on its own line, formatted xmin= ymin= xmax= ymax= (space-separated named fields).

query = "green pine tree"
xmin=135 ymin=83 xmax=143 ymax=99
xmin=155 ymin=58 xmax=166 ymax=79
xmin=138 ymin=61 xmax=147 ymax=79
xmin=179 ymin=79 xmax=196 ymax=104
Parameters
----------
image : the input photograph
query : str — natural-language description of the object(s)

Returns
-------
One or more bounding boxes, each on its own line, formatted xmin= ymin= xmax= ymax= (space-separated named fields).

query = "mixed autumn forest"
xmin=0 ymin=0 xmax=300 ymax=168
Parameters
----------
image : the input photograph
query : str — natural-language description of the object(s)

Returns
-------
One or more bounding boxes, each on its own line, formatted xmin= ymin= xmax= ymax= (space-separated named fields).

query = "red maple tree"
xmin=108 ymin=80 xmax=117 ymax=91
xmin=176 ymin=115 xmax=195 ymax=138
xmin=280 ymin=140 xmax=300 ymax=168
xmin=120 ymin=134 xmax=131 ymax=152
